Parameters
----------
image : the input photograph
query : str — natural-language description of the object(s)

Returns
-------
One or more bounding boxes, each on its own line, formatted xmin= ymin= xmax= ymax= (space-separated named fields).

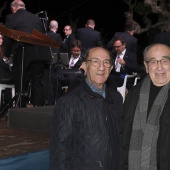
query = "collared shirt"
xmin=115 ymin=49 xmax=126 ymax=72
xmin=63 ymin=35 xmax=69 ymax=43
xmin=69 ymin=55 xmax=80 ymax=68
xmin=85 ymin=78 xmax=106 ymax=98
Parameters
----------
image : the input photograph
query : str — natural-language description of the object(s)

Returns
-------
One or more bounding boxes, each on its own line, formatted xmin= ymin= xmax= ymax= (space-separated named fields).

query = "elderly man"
xmin=119 ymin=43 xmax=170 ymax=170
xmin=50 ymin=47 xmax=123 ymax=170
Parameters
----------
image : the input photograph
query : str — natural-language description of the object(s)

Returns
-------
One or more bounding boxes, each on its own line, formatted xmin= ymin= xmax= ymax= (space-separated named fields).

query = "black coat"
xmin=119 ymin=77 xmax=170 ymax=170
xmin=60 ymin=33 xmax=76 ymax=54
xmin=47 ymin=30 xmax=63 ymax=54
xmin=50 ymin=79 xmax=123 ymax=170
xmin=75 ymin=27 xmax=103 ymax=55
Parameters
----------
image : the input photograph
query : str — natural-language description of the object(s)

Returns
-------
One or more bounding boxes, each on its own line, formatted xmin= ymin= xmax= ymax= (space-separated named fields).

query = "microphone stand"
xmin=39 ymin=11 xmax=55 ymax=105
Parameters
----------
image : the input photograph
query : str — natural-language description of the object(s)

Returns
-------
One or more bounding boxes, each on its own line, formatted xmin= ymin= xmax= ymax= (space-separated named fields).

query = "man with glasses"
xmin=60 ymin=25 xmax=76 ymax=54
xmin=119 ymin=43 xmax=170 ymax=170
xmin=107 ymin=36 xmax=138 ymax=89
xmin=107 ymin=21 xmax=138 ymax=55
xmin=53 ymin=40 xmax=84 ymax=101
xmin=50 ymin=47 xmax=123 ymax=170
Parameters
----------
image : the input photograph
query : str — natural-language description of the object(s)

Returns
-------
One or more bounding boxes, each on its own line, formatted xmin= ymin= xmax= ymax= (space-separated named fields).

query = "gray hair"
xmin=11 ymin=0 xmax=25 ymax=8
xmin=49 ymin=20 xmax=58 ymax=29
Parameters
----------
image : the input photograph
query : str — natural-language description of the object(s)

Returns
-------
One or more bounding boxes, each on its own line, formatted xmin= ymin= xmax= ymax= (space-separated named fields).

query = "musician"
xmin=3 ymin=0 xmax=51 ymax=107
xmin=55 ymin=39 xmax=84 ymax=101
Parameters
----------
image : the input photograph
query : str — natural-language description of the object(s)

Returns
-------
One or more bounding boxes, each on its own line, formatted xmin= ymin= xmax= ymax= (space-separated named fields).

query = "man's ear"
xmin=111 ymin=65 xmax=113 ymax=71
xmin=80 ymin=62 xmax=87 ymax=72
xmin=144 ymin=61 xmax=149 ymax=73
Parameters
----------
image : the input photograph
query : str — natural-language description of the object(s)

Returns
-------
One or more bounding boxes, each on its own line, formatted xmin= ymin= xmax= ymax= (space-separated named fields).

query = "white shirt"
xmin=69 ymin=55 xmax=80 ymax=68
xmin=115 ymin=49 xmax=126 ymax=72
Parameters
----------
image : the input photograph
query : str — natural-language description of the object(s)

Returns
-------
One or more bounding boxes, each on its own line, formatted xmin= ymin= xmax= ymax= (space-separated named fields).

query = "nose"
xmin=157 ymin=61 xmax=163 ymax=70
xmin=98 ymin=61 xmax=105 ymax=70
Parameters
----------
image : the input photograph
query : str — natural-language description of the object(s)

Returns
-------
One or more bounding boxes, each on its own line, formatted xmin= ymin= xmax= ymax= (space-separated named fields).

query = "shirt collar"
xmin=85 ymin=78 xmax=106 ymax=98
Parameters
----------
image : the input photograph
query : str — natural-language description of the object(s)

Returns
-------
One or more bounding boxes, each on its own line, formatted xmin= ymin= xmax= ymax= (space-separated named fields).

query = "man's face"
xmin=10 ymin=2 xmax=19 ymax=13
xmin=71 ymin=47 xmax=81 ymax=58
xmin=84 ymin=47 xmax=113 ymax=89
xmin=113 ymin=40 xmax=126 ymax=54
xmin=63 ymin=26 xmax=72 ymax=36
xmin=144 ymin=44 xmax=170 ymax=86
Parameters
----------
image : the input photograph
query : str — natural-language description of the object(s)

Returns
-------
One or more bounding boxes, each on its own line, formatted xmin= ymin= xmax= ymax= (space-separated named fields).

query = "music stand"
xmin=0 ymin=24 xmax=60 ymax=118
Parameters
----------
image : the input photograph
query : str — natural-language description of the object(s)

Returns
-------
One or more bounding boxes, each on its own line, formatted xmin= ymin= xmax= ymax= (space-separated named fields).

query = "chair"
xmin=0 ymin=84 xmax=15 ymax=106
xmin=117 ymin=75 xmax=135 ymax=102
xmin=134 ymin=76 xmax=141 ymax=86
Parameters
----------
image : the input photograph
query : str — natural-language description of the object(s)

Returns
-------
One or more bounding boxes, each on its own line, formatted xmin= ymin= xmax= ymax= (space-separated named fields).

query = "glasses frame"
xmin=86 ymin=58 xmax=112 ymax=68
xmin=113 ymin=44 xmax=123 ymax=49
xmin=145 ymin=57 xmax=170 ymax=67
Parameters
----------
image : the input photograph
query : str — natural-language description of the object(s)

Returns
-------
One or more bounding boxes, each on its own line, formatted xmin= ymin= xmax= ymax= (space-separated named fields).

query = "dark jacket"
xmin=50 ymin=79 xmax=123 ymax=170
xmin=60 ymin=33 xmax=76 ymax=54
xmin=4 ymin=8 xmax=51 ymax=61
xmin=119 ymin=77 xmax=170 ymax=170
xmin=47 ymin=30 xmax=63 ymax=54
xmin=75 ymin=27 xmax=103 ymax=55
xmin=111 ymin=50 xmax=138 ymax=75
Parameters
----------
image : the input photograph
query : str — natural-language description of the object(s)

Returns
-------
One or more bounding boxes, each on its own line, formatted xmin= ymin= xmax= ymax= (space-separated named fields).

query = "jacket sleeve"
xmin=50 ymin=97 xmax=74 ymax=170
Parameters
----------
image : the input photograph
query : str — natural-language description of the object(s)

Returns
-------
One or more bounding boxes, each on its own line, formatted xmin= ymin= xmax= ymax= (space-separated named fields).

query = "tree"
xmin=124 ymin=0 xmax=170 ymax=34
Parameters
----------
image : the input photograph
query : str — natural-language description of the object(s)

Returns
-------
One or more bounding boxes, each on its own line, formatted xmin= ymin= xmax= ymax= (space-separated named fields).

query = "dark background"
xmin=0 ymin=0 xmax=129 ymax=44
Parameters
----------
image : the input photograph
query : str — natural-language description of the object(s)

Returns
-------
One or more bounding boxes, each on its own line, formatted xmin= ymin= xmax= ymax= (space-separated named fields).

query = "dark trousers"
xmin=13 ymin=49 xmax=48 ymax=107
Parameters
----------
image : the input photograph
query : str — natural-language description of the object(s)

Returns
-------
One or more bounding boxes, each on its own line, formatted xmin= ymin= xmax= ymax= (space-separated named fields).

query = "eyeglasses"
xmin=86 ymin=58 xmax=112 ymax=68
xmin=63 ymin=29 xmax=70 ymax=31
xmin=145 ymin=58 xmax=170 ymax=67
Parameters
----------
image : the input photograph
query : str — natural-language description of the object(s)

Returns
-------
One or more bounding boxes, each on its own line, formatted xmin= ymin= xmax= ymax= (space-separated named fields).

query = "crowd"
xmin=1 ymin=0 xmax=170 ymax=169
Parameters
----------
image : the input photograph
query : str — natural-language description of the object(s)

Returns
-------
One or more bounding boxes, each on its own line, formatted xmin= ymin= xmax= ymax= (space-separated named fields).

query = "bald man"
xmin=3 ymin=0 xmax=51 ymax=107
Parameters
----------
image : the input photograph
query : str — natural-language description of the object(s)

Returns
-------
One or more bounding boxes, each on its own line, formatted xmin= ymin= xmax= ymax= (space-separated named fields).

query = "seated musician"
xmin=56 ymin=39 xmax=84 ymax=99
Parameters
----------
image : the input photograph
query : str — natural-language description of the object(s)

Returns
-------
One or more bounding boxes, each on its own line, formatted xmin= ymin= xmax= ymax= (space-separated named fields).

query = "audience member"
xmin=3 ymin=0 xmax=51 ymax=107
xmin=75 ymin=18 xmax=103 ymax=56
xmin=119 ymin=43 xmax=170 ymax=169
xmin=107 ymin=21 xmax=138 ymax=54
xmin=50 ymin=47 xmax=123 ymax=170
xmin=107 ymin=36 xmax=138 ymax=89
xmin=60 ymin=25 xmax=76 ymax=54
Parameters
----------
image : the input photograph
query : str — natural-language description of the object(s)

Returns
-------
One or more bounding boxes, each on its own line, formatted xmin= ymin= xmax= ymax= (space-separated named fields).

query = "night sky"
xmin=0 ymin=0 xmax=129 ymax=44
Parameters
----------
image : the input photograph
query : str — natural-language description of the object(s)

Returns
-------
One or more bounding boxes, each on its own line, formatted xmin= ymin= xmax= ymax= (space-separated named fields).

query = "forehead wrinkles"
xmin=147 ymin=46 xmax=170 ymax=58
xmin=89 ymin=49 xmax=110 ymax=59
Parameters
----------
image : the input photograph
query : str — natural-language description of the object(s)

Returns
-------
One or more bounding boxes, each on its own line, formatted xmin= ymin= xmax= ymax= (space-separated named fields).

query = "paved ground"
xmin=0 ymin=117 xmax=49 ymax=158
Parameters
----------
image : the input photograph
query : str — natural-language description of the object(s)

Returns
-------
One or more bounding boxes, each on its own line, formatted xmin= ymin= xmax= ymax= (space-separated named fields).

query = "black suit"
xmin=107 ymin=32 xmax=138 ymax=54
xmin=3 ymin=8 xmax=51 ymax=107
xmin=107 ymin=50 xmax=138 ymax=89
xmin=47 ymin=30 xmax=63 ymax=54
xmin=75 ymin=26 xmax=103 ymax=55
xmin=60 ymin=33 xmax=76 ymax=54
